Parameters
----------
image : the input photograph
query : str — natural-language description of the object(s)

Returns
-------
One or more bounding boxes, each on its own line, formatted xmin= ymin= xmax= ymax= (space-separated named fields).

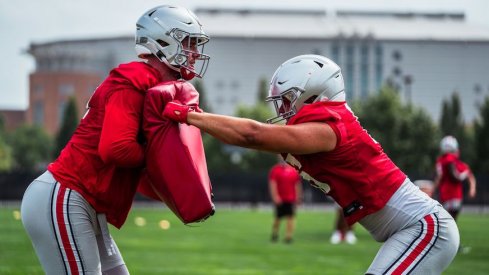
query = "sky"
xmin=1 ymin=0 xmax=488 ymax=110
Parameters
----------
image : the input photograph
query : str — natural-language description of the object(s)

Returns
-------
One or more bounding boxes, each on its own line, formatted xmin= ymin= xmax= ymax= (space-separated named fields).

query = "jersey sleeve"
xmin=98 ymin=89 xmax=145 ymax=167
xmin=269 ymin=166 xmax=278 ymax=181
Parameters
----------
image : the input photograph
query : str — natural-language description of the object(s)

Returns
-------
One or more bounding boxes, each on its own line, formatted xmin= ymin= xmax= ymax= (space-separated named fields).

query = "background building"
xmin=26 ymin=8 xmax=489 ymax=135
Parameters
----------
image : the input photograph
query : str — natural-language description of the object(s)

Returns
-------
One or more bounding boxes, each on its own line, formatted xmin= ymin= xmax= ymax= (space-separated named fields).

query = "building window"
xmin=392 ymin=67 xmax=402 ymax=77
xmin=231 ymin=95 xmax=239 ymax=104
xmin=216 ymin=95 xmax=224 ymax=105
xmin=360 ymin=45 xmax=369 ymax=99
xmin=331 ymin=43 xmax=340 ymax=63
xmin=231 ymin=80 xmax=240 ymax=89
xmin=392 ymin=50 xmax=402 ymax=61
xmin=59 ymin=83 xmax=75 ymax=96
xmin=345 ymin=44 xmax=354 ymax=101
xmin=34 ymin=84 xmax=44 ymax=95
xmin=34 ymin=101 xmax=44 ymax=125
xmin=375 ymin=45 xmax=383 ymax=90
xmin=58 ymin=100 xmax=67 ymax=125
xmin=215 ymin=80 xmax=224 ymax=91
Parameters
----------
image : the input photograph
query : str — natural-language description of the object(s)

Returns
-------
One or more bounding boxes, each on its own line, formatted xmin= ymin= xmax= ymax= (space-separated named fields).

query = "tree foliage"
xmin=0 ymin=114 xmax=13 ymax=171
xmin=193 ymin=79 xmax=212 ymax=112
xmin=10 ymin=125 xmax=52 ymax=172
xmin=257 ymin=77 xmax=269 ymax=102
xmin=233 ymin=101 xmax=277 ymax=172
xmin=438 ymin=92 xmax=474 ymax=164
xmin=353 ymin=86 xmax=439 ymax=177
xmin=54 ymin=96 xmax=79 ymax=157
xmin=203 ymin=78 xmax=277 ymax=173
xmin=474 ymin=96 xmax=489 ymax=173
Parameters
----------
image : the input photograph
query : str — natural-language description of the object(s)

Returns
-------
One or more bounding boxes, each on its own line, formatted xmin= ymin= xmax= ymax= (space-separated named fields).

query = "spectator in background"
xmin=434 ymin=135 xmax=477 ymax=220
xmin=269 ymin=159 xmax=302 ymax=243
xmin=330 ymin=208 xmax=357 ymax=245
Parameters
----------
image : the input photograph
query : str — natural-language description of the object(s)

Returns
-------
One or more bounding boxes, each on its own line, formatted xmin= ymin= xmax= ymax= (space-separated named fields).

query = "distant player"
xmin=434 ymin=135 xmax=477 ymax=220
xmin=269 ymin=159 xmax=302 ymax=243
xmin=164 ymin=54 xmax=460 ymax=274
xmin=330 ymin=208 xmax=357 ymax=245
xmin=21 ymin=5 xmax=210 ymax=274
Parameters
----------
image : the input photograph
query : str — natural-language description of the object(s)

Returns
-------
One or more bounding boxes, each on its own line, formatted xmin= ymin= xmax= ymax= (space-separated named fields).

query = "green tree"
xmin=54 ymin=96 xmax=79 ymax=157
xmin=193 ymin=79 xmax=226 ymax=172
xmin=0 ymin=114 xmax=13 ymax=171
xmin=203 ymin=78 xmax=276 ymax=173
xmin=438 ymin=92 xmax=474 ymax=165
xmin=353 ymin=86 xmax=439 ymax=177
xmin=233 ymin=102 xmax=276 ymax=172
xmin=0 ymin=113 xmax=4 ymax=131
xmin=257 ymin=77 xmax=269 ymax=102
xmin=228 ymin=77 xmax=277 ymax=172
xmin=0 ymin=136 xmax=13 ymax=171
xmin=10 ymin=125 xmax=52 ymax=171
xmin=193 ymin=79 xmax=211 ymax=112
xmin=202 ymin=135 xmax=240 ymax=173
xmin=474 ymin=96 xmax=489 ymax=173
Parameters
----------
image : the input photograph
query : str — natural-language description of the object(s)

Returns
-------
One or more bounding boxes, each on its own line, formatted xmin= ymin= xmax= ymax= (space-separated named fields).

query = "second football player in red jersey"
xmin=268 ymin=160 xmax=302 ymax=243
xmin=435 ymin=135 xmax=477 ymax=220
xmin=164 ymin=54 xmax=460 ymax=274
xmin=21 ymin=5 xmax=210 ymax=274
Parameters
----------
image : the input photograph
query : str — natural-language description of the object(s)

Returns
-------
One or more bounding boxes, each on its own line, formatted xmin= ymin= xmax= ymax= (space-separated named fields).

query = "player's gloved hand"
xmin=163 ymin=100 xmax=202 ymax=124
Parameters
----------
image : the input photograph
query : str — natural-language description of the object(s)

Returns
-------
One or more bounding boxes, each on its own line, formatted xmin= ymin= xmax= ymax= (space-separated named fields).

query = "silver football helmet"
xmin=440 ymin=135 xmax=459 ymax=153
xmin=135 ymin=5 xmax=210 ymax=80
xmin=267 ymin=55 xmax=345 ymax=123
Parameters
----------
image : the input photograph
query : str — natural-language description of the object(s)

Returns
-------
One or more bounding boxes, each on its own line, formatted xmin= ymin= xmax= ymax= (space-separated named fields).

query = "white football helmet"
xmin=267 ymin=55 xmax=345 ymax=123
xmin=135 ymin=5 xmax=210 ymax=80
xmin=440 ymin=135 xmax=459 ymax=153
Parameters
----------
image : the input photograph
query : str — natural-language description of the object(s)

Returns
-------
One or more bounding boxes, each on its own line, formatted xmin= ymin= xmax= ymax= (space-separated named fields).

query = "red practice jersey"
xmin=48 ymin=62 xmax=162 ymax=228
xmin=436 ymin=153 xmax=471 ymax=202
xmin=284 ymin=101 xmax=406 ymax=225
xmin=269 ymin=163 xmax=301 ymax=203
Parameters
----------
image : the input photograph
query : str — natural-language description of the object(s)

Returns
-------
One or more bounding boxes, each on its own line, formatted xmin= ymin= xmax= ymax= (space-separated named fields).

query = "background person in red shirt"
xmin=434 ymin=135 xmax=477 ymax=221
xmin=20 ymin=5 xmax=210 ymax=274
xmin=269 ymin=159 xmax=302 ymax=243
xmin=164 ymin=54 xmax=460 ymax=274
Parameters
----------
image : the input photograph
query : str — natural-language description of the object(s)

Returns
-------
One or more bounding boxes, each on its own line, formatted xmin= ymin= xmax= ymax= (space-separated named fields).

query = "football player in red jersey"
xmin=20 ymin=5 xmax=210 ymax=274
xmin=434 ymin=135 xmax=477 ymax=220
xmin=269 ymin=159 xmax=302 ymax=243
xmin=164 ymin=55 xmax=460 ymax=274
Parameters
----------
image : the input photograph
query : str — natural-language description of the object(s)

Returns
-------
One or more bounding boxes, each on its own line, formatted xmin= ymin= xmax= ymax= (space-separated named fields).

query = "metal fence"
xmin=1 ymin=171 xmax=487 ymax=206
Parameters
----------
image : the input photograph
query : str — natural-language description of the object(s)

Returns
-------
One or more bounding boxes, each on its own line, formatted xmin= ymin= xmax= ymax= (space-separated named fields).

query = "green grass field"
xmin=1 ymin=206 xmax=488 ymax=274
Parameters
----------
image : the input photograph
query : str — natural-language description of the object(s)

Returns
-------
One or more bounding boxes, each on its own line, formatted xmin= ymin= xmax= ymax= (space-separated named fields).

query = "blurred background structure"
xmin=0 ymin=1 xmax=489 ymax=207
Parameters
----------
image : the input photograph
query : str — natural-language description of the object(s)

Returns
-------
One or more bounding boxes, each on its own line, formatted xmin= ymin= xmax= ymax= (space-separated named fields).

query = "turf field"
xmin=1 ymin=205 xmax=488 ymax=274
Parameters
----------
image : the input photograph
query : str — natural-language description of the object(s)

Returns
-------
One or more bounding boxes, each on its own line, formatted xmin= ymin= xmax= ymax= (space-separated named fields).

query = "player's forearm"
xmin=468 ymin=174 xmax=477 ymax=191
xmin=188 ymin=112 xmax=264 ymax=148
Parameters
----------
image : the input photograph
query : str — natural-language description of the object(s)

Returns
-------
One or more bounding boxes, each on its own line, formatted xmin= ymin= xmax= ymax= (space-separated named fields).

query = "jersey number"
xmin=284 ymin=154 xmax=331 ymax=194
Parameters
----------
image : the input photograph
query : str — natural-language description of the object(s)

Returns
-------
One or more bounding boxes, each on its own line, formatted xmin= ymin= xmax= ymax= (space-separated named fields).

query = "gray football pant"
xmin=21 ymin=171 xmax=128 ymax=275
xmin=366 ymin=207 xmax=459 ymax=275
